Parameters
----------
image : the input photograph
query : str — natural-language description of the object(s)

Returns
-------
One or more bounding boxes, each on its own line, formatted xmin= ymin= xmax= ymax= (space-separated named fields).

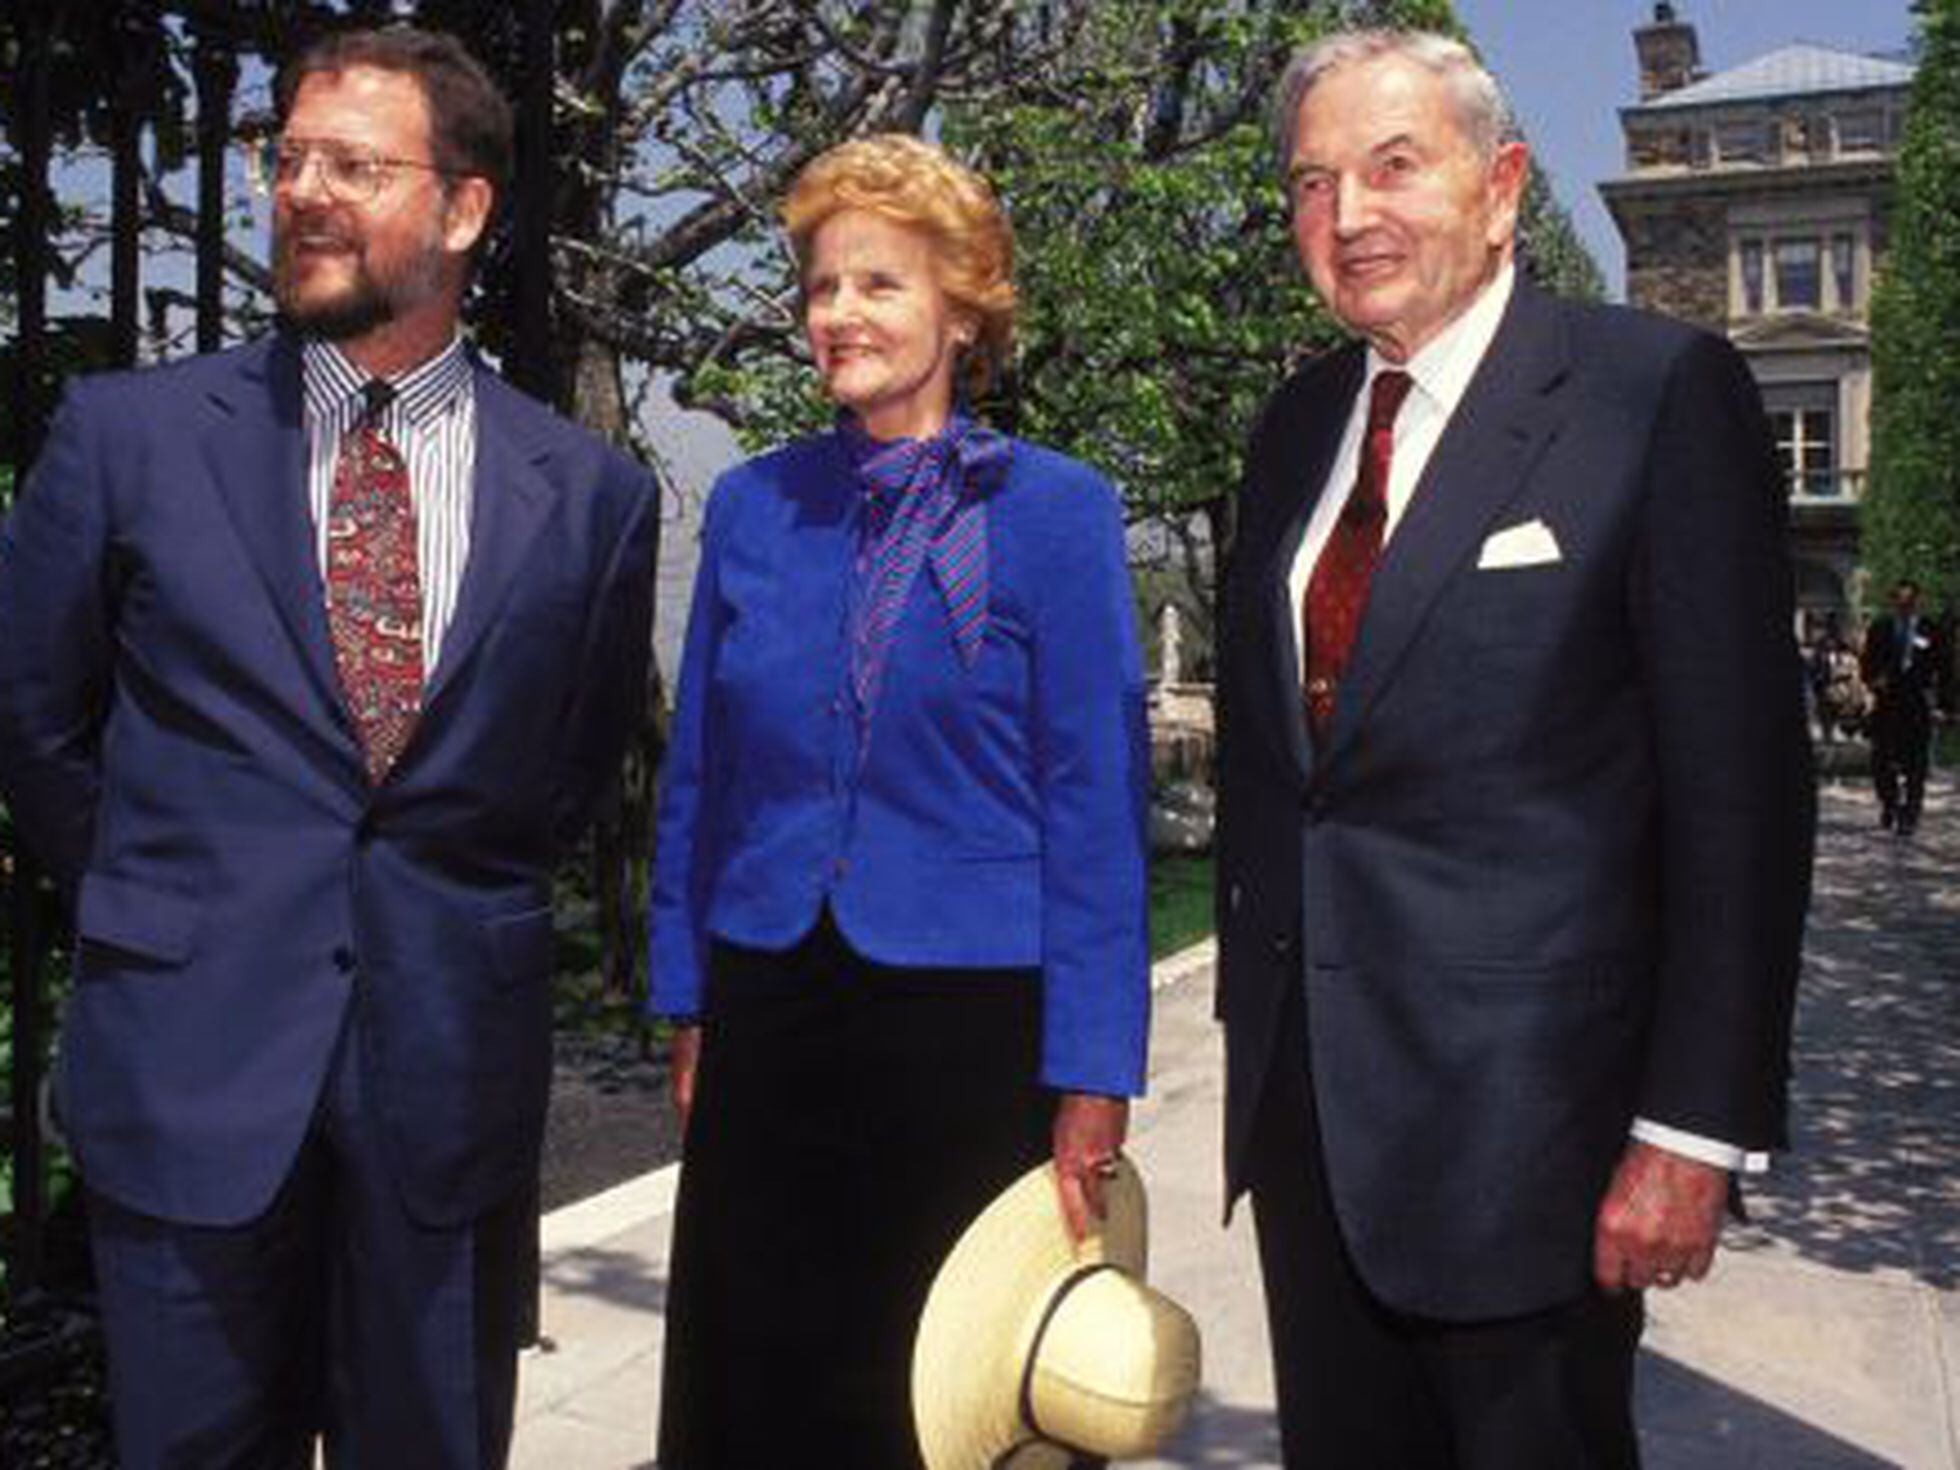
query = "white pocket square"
xmin=1477 ymin=518 xmax=1562 ymax=570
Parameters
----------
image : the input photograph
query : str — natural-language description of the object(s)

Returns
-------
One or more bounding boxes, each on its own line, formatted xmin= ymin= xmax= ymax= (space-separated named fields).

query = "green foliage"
xmin=547 ymin=883 xmax=650 ymax=1040
xmin=961 ymin=77 xmax=1330 ymax=530
xmin=1938 ymin=720 xmax=1960 ymax=769
xmin=1864 ymin=0 xmax=1960 ymax=614
xmin=1150 ymin=852 xmax=1216 ymax=958
xmin=692 ymin=355 xmax=834 ymax=458
xmin=987 ymin=5 xmax=1344 ymax=496
xmin=1517 ymin=165 xmax=1606 ymax=301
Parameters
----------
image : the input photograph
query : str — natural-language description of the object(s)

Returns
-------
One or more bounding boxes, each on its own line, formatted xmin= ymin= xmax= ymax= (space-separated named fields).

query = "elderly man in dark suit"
xmin=1214 ymin=29 xmax=1814 ymax=1468
xmin=0 ymin=27 xmax=655 ymax=1468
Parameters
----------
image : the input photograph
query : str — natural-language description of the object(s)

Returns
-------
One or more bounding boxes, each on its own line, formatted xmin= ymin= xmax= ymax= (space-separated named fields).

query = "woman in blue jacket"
xmin=646 ymin=133 xmax=1150 ymax=1467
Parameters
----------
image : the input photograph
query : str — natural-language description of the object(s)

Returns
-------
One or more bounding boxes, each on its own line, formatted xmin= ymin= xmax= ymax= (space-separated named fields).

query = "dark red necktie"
xmin=326 ymin=381 xmax=422 ymax=783
xmin=1304 ymin=370 xmax=1413 ymax=739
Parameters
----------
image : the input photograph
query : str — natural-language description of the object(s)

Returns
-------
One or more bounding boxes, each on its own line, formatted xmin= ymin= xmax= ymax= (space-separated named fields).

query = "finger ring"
xmin=1089 ymin=1155 xmax=1122 ymax=1179
xmin=1655 ymin=1271 xmax=1679 ymax=1287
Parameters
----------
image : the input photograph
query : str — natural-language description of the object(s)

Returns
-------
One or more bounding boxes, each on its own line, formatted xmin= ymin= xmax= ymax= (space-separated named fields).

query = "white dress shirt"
xmin=1287 ymin=263 xmax=1517 ymax=669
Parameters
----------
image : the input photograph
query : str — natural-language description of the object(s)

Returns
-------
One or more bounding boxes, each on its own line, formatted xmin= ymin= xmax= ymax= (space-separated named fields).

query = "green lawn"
xmin=1149 ymin=852 xmax=1215 ymax=959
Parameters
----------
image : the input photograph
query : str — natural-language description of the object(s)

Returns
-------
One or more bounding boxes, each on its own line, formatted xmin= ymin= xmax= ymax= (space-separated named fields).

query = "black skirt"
xmin=657 ymin=910 xmax=1053 ymax=1469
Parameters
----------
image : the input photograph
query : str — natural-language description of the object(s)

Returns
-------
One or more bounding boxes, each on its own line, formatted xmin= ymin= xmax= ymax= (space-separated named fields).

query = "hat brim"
xmin=912 ymin=1158 xmax=1147 ymax=1470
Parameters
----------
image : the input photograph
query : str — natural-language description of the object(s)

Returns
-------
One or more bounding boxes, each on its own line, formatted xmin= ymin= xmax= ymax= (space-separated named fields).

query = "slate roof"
xmin=1638 ymin=43 xmax=1915 ymax=111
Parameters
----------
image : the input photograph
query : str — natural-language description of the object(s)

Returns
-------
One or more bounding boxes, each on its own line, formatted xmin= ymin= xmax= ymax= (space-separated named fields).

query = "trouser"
xmin=88 ymin=1015 xmax=531 ymax=1469
xmin=1870 ymin=693 xmax=1931 ymax=828
xmin=1245 ymin=986 xmax=1644 ymax=1470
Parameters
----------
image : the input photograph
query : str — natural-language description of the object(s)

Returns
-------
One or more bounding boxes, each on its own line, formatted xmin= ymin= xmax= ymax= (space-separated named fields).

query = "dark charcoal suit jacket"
xmin=1861 ymin=612 xmax=1951 ymax=717
xmin=1216 ymin=282 xmax=1815 ymax=1321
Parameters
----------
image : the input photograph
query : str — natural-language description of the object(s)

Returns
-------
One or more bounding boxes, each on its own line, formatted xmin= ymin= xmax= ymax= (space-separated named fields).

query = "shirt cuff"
xmin=1630 ymin=1117 xmax=1769 ymax=1174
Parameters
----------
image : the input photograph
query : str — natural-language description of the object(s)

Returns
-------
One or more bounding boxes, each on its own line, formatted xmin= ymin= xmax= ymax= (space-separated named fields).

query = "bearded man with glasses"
xmin=0 ymin=25 xmax=657 ymax=1468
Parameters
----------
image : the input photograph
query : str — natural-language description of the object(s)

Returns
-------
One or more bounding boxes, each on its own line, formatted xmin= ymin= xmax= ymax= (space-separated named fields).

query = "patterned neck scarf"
xmin=840 ymin=410 xmax=1011 ymax=746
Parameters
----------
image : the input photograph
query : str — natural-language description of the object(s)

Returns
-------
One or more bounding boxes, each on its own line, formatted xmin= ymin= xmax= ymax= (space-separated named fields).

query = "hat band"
xmin=1015 ymin=1263 xmax=1119 ymax=1450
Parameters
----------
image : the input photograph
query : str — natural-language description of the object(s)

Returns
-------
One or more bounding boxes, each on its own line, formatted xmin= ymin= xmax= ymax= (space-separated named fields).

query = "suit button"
xmin=332 ymin=946 xmax=355 ymax=974
xmin=1271 ymin=934 xmax=1296 ymax=961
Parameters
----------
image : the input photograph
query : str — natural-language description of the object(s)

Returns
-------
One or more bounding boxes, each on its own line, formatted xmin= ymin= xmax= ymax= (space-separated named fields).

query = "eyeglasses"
xmin=247 ymin=137 xmax=459 ymax=204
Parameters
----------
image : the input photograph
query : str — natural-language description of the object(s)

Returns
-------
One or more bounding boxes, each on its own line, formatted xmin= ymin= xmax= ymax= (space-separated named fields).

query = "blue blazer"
xmin=647 ymin=430 xmax=1149 ymax=1096
xmin=0 ymin=334 xmax=658 ymax=1228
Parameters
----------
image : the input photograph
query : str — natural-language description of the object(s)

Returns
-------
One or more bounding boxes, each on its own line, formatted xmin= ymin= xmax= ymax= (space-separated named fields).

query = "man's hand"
xmin=667 ymin=1024 xmax=702 ymax=1134
xmin=1593 ymin=1140 xmax=1728 ymax=1293
xmin=1052 ymin=1092 xmax=1130 ymax=1244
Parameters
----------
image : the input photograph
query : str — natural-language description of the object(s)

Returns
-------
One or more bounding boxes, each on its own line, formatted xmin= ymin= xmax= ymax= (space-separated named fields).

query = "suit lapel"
xmin=423 ymin=368 xmax=561 ymax=711
xmin=1321 ymin=285 xmax=1571 ymax=765
xmin=202 ymin=335 xmax=349 ymax=726
xmin=1259 ymin=348 xmax=1365 ymax=788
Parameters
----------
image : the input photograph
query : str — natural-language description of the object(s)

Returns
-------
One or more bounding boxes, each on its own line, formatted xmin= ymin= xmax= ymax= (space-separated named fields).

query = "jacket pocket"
xmin=1445 ymin=562 xmax=1570 ymax=650
xmin=75 ymin=872 xmax=201 ymax=967
xmin=485 ymin=906 xmax=554 ymax=992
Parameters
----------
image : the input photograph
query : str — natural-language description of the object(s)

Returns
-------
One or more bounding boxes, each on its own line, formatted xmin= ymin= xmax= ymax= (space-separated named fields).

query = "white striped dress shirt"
xmin=302 ymin=336 xmax=477 ymax=675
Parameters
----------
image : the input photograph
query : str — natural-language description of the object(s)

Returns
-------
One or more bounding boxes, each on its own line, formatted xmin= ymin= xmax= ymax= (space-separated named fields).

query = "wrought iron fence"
xmin=3 ymin=0 xmax=61 ymax=1346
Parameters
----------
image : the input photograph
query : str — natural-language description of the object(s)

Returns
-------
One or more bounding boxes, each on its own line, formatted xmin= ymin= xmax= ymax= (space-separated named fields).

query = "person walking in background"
xmin=1809 ymin=620 xmax=1866 ymax=746
xmin=644 ymin=134 xmax=1149 ymax=1469
xmin=1861 ymin=579 xmax=1950 ymax=835
xmin=0 ymin=27 xmax=656 ymax=1466
xmin=1213 ymin=30 xmax=1814 ymax=1468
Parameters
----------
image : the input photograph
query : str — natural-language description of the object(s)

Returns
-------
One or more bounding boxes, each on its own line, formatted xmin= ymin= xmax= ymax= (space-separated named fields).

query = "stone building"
xmin=1599 ymin=2 xmax=1916 ymax=634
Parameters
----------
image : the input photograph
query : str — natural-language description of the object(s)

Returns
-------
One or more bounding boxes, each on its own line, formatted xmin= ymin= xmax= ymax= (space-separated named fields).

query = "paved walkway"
xmin=511 ymin=771 xmax=1960 ymax=1469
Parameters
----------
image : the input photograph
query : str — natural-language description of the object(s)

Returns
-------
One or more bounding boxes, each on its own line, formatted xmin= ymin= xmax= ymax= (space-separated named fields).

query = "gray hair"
xmin=1272 ymin=30 xmax=1516 ymax=188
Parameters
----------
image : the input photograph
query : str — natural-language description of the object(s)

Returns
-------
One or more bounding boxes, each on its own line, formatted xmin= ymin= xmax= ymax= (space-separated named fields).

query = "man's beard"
xmin=272 ymin=223 xmax=446 ymax=342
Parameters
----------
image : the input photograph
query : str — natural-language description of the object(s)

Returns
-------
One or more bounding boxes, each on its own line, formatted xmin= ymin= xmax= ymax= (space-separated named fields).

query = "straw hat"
xmin=912 ymin=1157 xmax=1201 ymax=1469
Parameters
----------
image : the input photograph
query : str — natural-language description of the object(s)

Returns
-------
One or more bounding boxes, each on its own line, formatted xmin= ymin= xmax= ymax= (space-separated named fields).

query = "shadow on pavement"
xmin=540 ymin=1247 xmax=670 ymax=1317
xmin=1135 ymin=1350 xmax=1899 ymax=1469
xmin=1637 ymin=1350 xmax=1901 ymax=1469
xmin=1142 ymin=1388 xmax=1285 ymax=1466
xmin=1728 ymin=779 xmax=1960 ymax=1290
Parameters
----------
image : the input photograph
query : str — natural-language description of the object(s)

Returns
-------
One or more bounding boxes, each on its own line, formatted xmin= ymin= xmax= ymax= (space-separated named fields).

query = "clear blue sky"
xmin=1453 ymin=0 xmax=1917 ymax=298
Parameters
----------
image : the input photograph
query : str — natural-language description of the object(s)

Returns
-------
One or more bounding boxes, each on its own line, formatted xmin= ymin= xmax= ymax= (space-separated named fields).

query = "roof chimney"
xmin=1635 ymin=3 xmax=1702 ymax=100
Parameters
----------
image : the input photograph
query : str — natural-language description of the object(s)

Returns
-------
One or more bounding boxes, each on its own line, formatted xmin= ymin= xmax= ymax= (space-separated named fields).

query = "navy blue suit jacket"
xmin=1217 ymin=284 xmax=1815 ymax=1320
xmin=646 ymin=431 xmax=1150 ymax=1097
xmin=0 ymin=334 xmax=657 ymax=1228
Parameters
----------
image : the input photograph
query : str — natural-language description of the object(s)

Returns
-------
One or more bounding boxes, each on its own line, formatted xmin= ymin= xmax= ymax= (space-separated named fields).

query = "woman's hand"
xmin=668 ymin=1023 xmax=702 ymax=1133
xmin=1052 ymin=1091 xmax=1130 ymax=1243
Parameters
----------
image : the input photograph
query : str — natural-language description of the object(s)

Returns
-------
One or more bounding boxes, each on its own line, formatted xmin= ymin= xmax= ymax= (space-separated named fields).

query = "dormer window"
xmin=1715 ymin=117 xmax=1768 ymax=163
xmin=1835 ymin=109 xmax=1884 ymax=154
